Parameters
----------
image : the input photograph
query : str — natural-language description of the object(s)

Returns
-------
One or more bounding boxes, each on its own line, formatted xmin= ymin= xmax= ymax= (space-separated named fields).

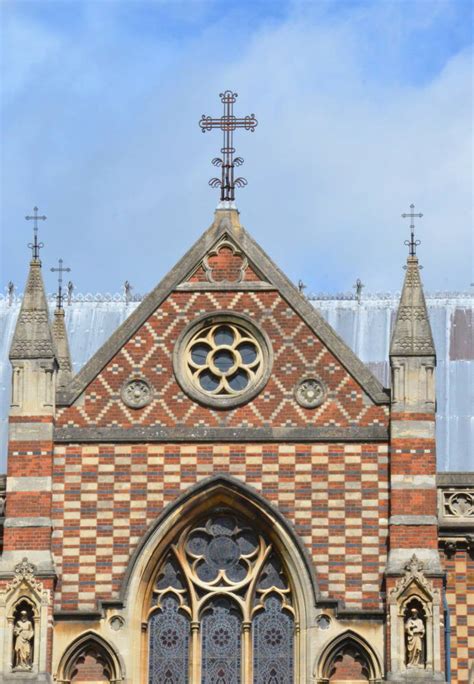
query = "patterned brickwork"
xmin=442 ymin=548 xmax=474 ymax=683
xmin=51 ymin=442 xmax=389 ymax=612
xmin=56 ymin=291 xmax=388 ymax=430
xmin=188 ymin=242 xmax=262 ymax=283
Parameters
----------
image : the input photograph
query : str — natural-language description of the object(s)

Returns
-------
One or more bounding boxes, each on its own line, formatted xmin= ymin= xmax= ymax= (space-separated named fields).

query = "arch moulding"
xmin=55 ymin=630 xmax=125 ymax=684
xmin=122 ymin=474 xmax=320 ymax=683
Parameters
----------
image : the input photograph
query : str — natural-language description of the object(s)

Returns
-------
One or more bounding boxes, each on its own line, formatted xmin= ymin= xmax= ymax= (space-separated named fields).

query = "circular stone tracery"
xmin=121 ymin=378 xmax=152 ymax=408
xmin=294 ymin=377 xmax=327 ymax=409
xmin=174 ymin=314 xmax=272 ymax=408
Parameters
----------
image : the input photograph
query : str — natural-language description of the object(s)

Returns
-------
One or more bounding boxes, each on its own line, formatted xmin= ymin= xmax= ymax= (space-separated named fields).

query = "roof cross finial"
xmin=199 ymin=91 xmax=258 ymax=203
xmin=50 ymin=258 xmax=71 ymax=310
xmin=401 ymin=203 xmax=423 ymax=256
xmin=25 ymin=206 xmax=47 ymax=260
xmin=353 ymin=278 xmax=364 ymax=302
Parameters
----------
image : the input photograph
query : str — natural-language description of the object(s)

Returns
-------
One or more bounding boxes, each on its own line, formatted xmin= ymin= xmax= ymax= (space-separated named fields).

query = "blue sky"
xmin=1 ymin=0 xmax=472 ymax=297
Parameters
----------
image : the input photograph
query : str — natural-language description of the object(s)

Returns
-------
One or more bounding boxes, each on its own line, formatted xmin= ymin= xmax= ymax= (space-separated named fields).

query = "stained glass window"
xmin=148 ymin=595 xmax=190 ymax=684
xmin=147 ymin=511 xmax=295 ymax=684
xmin=253 ymin=597 xmax=294 ymax=684
xmin=201 ymin=598 xmax=241 ymax=684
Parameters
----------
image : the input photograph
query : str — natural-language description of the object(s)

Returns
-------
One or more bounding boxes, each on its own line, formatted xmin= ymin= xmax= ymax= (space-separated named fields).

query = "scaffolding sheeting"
xmin=0 ymin=293 xmax=472 ymax=471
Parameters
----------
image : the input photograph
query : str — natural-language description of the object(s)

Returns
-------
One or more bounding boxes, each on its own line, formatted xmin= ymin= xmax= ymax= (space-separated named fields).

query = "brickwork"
xmin=56 ymin=290 xmax=388 ymax=430
xmin=70 ymin=653 xmax=109 ymax=681
xmin=188 ymin=243 xmax=262 ymax=283
xmin=442 ymin=548 xmax=474 ymax=683
xmin=329 ymin=651 xmax=369 ymax=680
xmin=51 ymin=442 xmax=388 ymax=611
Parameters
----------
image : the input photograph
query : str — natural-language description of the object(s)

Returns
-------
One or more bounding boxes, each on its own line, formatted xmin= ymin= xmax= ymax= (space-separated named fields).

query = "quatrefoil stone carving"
xmin=294 ymin=377 xmax=327 ymax=408
xmin=121 ymin=378 xmax=152 ymax=409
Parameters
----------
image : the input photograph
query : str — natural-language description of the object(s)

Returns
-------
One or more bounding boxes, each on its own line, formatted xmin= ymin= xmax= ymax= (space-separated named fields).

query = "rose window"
xmin=174 ymin=315 xmax=272 ymax=408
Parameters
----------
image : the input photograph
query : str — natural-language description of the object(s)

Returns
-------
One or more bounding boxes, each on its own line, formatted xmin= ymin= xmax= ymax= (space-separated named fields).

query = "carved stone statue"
xmin=405 ymin=608 xmax=425 ymax=668
xmin=13 ymin=610 xmax=34 ymax=670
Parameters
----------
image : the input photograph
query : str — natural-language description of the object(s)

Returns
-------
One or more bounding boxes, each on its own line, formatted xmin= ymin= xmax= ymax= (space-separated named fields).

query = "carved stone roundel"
xmin=295 ymin=377 xmax=326 ymax=408
xmin=121 ymin=378 xmax=152 ymax=409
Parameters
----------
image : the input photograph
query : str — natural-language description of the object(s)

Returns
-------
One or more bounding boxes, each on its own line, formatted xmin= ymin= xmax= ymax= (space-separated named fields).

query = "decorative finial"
xmin=7 ymin=281 xmax=15 ymax=307
xmin=124 ymin=280 xmax=132 ymax=304
xmin=199 ymin=91 xmax=258 ymax=203
xmin=67 ymin=280 xmax=74 ymax=305
xmin=401 ymin=203 xmax=423 ymax=256
xmin=25 ymin=206 xmax=47 ymax=260
xmin=353 ymin=278 xmax=364 ymax=302
xmin=50 ymin=258 xmax=71 ymax=310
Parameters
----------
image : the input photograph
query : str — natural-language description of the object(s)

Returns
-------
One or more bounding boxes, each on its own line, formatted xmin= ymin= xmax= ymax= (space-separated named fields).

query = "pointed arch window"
xmin=146 ymin=511 xmax=295 ymax=684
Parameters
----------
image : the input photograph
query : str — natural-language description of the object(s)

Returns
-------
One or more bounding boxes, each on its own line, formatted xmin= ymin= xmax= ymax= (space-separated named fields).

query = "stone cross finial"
xmin=25 ymin=206 xmax=47 ymax=260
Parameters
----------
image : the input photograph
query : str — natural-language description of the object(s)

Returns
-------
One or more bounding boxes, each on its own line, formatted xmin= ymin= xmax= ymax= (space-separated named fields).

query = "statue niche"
xmin=388 ymin=555 xmax=442 ymax=675
xmin=12 ymin=600 xmax=35 ymax=671
xmin=404 ymin=599 xmax=426 ymax=668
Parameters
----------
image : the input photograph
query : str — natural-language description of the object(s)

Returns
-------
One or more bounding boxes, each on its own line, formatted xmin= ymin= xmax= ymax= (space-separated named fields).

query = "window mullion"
xmin=242 ymin=620 xmax=252 ymax=684
xmin=190 ymin=620 xmax=200 ymax=684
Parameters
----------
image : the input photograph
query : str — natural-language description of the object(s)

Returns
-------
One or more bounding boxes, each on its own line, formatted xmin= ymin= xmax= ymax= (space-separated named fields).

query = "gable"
xmin=56 ymin=285 xmax=388 ymax=431
xmin=56 ymin=211 xmax=388 ymax=434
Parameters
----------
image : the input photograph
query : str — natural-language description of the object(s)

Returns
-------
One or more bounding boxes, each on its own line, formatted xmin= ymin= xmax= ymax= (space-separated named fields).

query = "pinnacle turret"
xmin=51 ymin=308 xmax=72 ymax=386
xmin=390 ymin=254 xmax=435 ymax=357
xmin=9 ymin=259 xmax=56 ymax=361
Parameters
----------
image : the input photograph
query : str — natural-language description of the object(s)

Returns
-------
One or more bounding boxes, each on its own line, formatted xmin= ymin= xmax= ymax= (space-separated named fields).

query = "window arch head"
xmin=56 ymin=632 xmax=124 ymax=684
xmin=317 ymin=631 xmax=382 ymax=683
xmin=145 ymin=506 xmax=296 ymax=683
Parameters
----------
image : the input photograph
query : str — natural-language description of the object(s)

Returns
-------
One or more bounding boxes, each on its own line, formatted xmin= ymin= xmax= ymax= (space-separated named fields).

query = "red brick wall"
xmin=329 ymin=652 xmax=369 ymax=680
xmin=71 ymin=654 xmax=108 ymax=682
xmin=442 ymin=548 xmax=474 ymax=683
xmin=51 ymin=442 xmax=389 ymax=612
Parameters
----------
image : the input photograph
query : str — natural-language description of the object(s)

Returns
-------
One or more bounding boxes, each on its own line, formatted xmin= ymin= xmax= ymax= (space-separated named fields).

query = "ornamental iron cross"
xmin=25 ymin=206 xmax=47 ymax=260
xmin=199 ymin=91 xmax=258 ymax=202
xmin=50 ymin=258 xmax=71 ymax=309
xmin=401 ymin=203 xmax=423 ymax=256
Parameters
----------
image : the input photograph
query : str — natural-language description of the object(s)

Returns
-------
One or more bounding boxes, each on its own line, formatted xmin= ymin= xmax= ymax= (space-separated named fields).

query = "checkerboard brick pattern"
xmin=442 ymin=548 xmax=474 ymax=683
xmin=51 ymin=442 xmax=389 ymax=612
xmin=56 ymin=290 xmax=388 ymax=430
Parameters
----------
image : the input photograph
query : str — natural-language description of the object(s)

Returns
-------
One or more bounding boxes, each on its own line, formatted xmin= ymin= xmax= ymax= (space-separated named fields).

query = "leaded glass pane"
xmin=253 ymin=597 xmax=294 ymax=684
xmin=201 ymin=598 xmax=241 ymax=684
xmin=149 ymin=595 xmax=189 ymax=684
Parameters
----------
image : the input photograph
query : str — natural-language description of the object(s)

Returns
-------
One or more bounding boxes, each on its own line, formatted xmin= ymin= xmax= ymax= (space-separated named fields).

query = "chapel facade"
xmin=0 ymin=206 xmax=473 ymax=683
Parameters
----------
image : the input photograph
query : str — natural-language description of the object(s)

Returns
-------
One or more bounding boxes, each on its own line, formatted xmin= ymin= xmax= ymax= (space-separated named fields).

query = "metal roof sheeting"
xmin=0 ymin=292 xmax=472 ymax=472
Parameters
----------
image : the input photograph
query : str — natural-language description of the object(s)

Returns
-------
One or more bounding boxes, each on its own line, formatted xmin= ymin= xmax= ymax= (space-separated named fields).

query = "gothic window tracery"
xmin=147 ymin=511 xmax=295 ymax=683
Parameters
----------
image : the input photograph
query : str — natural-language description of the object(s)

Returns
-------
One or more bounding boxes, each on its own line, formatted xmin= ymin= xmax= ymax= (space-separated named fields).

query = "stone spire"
xmin=9 ymin=259 xmax=56 ymax=361
xmin=50 ymin=257 xmax=72 ymax=386
xmin=390 ymin=255 xmax=435 ymax=357
xmin=51 ymin=307 xmax=72 ymax=386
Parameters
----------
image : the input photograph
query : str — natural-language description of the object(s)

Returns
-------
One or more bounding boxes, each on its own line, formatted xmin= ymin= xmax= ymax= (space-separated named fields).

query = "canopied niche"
xmin=123 ymin=475 xmax=318 ymax=683
xmin=55 ymin=632 xmax=124 ymax=684
xmin=388 ymin=554 xmax=442 ymax=675
xmin=316 ymin=631 xmax=383 ymax=684
xmin=0 ymin=557 xmax=50 ymax=677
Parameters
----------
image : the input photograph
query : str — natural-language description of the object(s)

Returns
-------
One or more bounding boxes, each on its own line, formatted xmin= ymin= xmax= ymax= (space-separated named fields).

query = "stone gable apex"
xmin=56 ymin=210 xmax=389 ymax=406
